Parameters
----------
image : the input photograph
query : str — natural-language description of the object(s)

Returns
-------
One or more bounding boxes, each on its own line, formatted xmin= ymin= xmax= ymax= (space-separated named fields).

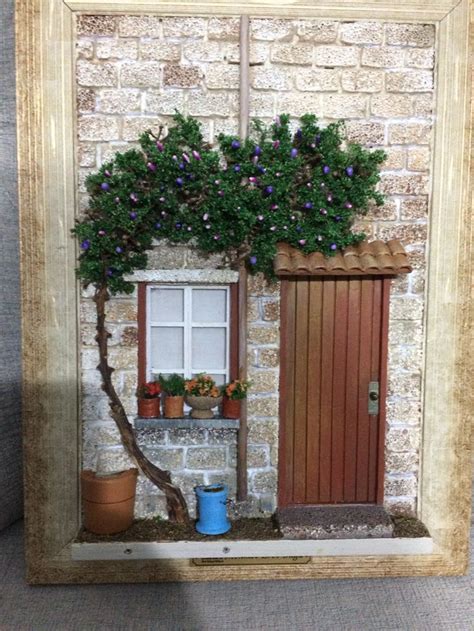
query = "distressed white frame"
xmin=17 ymin=0 xmax=472 ymax=583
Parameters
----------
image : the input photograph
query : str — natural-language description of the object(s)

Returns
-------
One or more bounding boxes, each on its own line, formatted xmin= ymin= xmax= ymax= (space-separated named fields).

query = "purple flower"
xmin=335 ymin=215 xmax=342 ymax=222
xmin=320 ymin=182 xmax=325 ymax=188
xmin=214 ymin=179 xmax=221 ymax=185
xmin=330 ymin=243 xmax=337 ymax=251
xmin=296 ymin=128 xmax=302 ymax=139
xmin=187 ymin=226 xmax=192 ymax=232
xmin=182 ymin=152 xmax=190 ymax=163
xmin=156 ymin=141 xmax=164 ymax=152
xmin=254 ymin=145 xmax=262 ymax=156
xmin=155 ymin=222 xmax=161 ymax=229
xmin=129 ymin=212 xmax=137 ymax=220
xmin=159 ymin=197 xmax=165 ymax=203
xmin=315 ymin=134 xmax=321 ymax=144
xmin=218 ymin=190 xmax=224 ymax=197
xmin=161 ymin=211 xmax=167 ymax=217
xmin=176 ymin=177 xmax=183 ymax=187
xmin=299 ymin=239 xmax=306 ymax=246
xmin=320 ymin=208 xmax=328 ymax=216
xmin=205 ymin=224 xmax=211 ymax=230
xmin=115 ymin=246 xmax=123 ymax=254
xmin=271 ymin=204 xmax=279 ymax=210
xmin=252 ymin=155 xmax=259 ymax=165
xmin=283 ymin=225 xmax=288 ymax=230
xmin=104 ymin=170 xmax=112 ymax=177
xmin=98 ymin=230 xmax=106 ymax=236
xmin=273 ymin=139 xmax=280 ymax=150
xmin=304 ymin=202 xmax=313 ymax=209
xmin=175 ymin=223 xmax=182 ymax=229
xmin=192 ymin=150 xmax=201 ymax=161
xmin=345 ymin=201 xmax=353 ymax=209
xmin=147 ymin=162 xmax=157 ymax=172
xmin=106 ymin=268 xmax=114 ymax=277
xmin=178 ymin=163 xmax=185 ymax=170
xmin=270 ymin=226 xmax=276 ymax=231
xmin=249 ymin=255 xmax=257 ymax=265
xmin=231 ymin=139 xmax=240 ymax=149
xmin=234 ymin=164 xmax=241 ymax=172
xmin=264 ymin=186 xmax=274 ymax=196
xmin=296 ymin=225 xmax=302 ymax=233
xmin=100 ymin=182 xmax=110 ymax=191
xmin=291 ymin=215 xmax=296 ymax=221
xmin=80 ymin=239 xmax=90 ymax=250
xmin=203 ymin=213 xmax=210 ymax=221
xmin=290 ymin=148 xmax=298 ymax=159
xmin=346 ymin=166 xmax=354 ymax=177
xmin=213 ymin=234 xmax=220 ymax=241
xmin=317 ymin=235 xmax=323 ymax=242
xmin=130 ymin=193 xmax=138 ymax=203
xmin=276 ymin=172 xmax=282 ymax=177
xmin=274 ymin=115 xmax=281 ymax=127
xmin=249 ymin=176 xmax=257 ymax=183
xmin=327 ymin=194 xmax=333 ymax=203
xmin=306 ymin=182 xmax=312 ymax=189
xmin=257 ymin=166 xmax=266 ymax=174
xmin=172 ymin=155 xmax=178 ymax=161
xmin=257 ymin=215 xmax=264 ymax=221
xmin=323 ymin=165 xmax=331 ymax=175
xmin=114 ymin=197 xmax=120 ymax=203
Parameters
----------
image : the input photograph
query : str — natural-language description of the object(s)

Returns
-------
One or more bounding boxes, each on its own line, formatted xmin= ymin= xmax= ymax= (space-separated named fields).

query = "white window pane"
xmin=192 ymin=289 xmax=227 ymax=323
xmin=192 ymin=327 xmax=226 ymax=370
xmin=150 ymin=327 xmax=184 ymax=370
xmin=150 ymin=288 xmax=184 ymax=322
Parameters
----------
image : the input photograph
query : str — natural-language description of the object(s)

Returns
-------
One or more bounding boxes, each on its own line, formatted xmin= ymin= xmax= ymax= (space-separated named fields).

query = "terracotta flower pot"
xmin=185 ymin=395 xmax=222 ymax=419
xmin=137 ymin=397 xmax=161 ymax=418
xmin=163 ymin=395 xmax=184 ymax=418
xmin=81 ymin=469 xmax=138 ymax=535
xmin=222 ymin=396 xmax=241 ymax=419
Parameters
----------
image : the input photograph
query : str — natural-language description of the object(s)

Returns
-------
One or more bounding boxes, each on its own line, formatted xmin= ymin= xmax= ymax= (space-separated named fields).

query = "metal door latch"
xmin=368 ymin=381 xmax=379 ymax=415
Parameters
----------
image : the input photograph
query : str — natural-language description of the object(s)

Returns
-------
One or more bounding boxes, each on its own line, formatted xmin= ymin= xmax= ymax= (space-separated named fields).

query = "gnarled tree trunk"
xmin=93 ymin=284 xmax=190 ymax=524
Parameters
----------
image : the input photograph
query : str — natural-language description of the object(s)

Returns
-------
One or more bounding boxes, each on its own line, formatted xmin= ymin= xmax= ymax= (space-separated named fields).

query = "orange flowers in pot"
xmin=222 ymin=379 xmax=251 ymax=419
xmin=185 ymin=374 xmax=222 ymax=419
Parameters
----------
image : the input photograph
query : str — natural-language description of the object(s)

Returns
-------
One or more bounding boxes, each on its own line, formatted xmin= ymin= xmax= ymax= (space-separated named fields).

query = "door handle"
xmin=368 ymin=382 xmax=379 ymax=415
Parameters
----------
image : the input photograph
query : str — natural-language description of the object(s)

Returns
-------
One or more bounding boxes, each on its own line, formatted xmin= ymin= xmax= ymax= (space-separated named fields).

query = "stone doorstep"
xmin=276 ymin=505 xmax=394 ymax=540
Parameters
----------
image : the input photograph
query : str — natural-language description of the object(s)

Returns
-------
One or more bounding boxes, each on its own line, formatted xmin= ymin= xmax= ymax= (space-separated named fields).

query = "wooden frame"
xmin=17 ymin=0 xmax=472 ymax=583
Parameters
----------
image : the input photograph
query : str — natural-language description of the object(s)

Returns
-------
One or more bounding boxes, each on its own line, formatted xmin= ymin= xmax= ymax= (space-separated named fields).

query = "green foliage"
xmin=73 ymin=112 xmax=386 ymax=293
xmin=158 ymin=373 xmax=186 ymax=396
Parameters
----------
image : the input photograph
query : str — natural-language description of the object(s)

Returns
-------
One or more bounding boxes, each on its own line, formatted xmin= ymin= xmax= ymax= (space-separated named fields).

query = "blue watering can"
xmin=195 ymin=484 xmax=231 ymax=535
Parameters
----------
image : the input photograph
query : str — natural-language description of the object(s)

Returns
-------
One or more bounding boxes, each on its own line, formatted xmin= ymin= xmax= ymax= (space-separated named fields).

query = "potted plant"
xmin=81 ymin=468 xmax=138 ymax=535
xmin=159 ymin=373 xmax=186 ymax=418
xmin=221 ymin=379 xmax=250 ymax=419
xmin=136 ymin=381 xmax=161 ymax=418
xmin=185 ymin=374 xmax=222 ymax=419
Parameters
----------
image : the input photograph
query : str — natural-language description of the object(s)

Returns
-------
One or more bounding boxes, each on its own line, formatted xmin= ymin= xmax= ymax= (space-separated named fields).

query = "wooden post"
xmin=237 ymin=14 xmax=249 ymax=501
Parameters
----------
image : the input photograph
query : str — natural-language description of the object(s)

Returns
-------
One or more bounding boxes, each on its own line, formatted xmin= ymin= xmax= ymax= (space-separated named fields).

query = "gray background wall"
xmin=0 ymin=0 xmax=23 ymax=529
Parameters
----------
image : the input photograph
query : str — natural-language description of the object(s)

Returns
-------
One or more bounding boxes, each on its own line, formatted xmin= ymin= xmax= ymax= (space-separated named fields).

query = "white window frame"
xmin=146 ymin=284 xmax=230 ymax=384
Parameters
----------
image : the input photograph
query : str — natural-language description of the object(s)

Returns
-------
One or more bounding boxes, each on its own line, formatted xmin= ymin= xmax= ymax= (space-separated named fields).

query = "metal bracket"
xmin=368 ymin=381 xmax=379 ymax=415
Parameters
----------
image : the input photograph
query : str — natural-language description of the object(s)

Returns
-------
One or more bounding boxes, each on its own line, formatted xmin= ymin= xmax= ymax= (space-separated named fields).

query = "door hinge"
xmin=368 ymin=381 xmax=379 ymax=415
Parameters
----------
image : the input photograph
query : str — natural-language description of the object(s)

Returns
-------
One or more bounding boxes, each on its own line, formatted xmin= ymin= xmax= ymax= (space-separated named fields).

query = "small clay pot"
xmin=81 ymin=469 xmax=138 ymax=535
xmin=163 ymin=395 xmax=184 ymax=418
xmin=222 ymin=396 xmax=241 ymax=419
xmin=185 ymin=395 xmax=222 ymax=419
xmin=137 ymin=397 xmax=161 ymax=418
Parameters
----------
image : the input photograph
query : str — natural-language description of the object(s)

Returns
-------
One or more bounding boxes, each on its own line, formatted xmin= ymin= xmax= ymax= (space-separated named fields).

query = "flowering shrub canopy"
xmin=73 ymin=112 xmax=386 ymax=293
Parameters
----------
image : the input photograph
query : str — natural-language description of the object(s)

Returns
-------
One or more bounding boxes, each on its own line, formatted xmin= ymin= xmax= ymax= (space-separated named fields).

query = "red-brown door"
xmin=278 ymin=276 xmax=390 ymax=507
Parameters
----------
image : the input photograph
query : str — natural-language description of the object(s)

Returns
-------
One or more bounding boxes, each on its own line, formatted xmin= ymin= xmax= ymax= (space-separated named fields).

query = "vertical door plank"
xmin=376 ymin=278 xmax=391 ymax=503
xmin=331 ymin=279 xmax=349 ymax=502
xmin=293 ymin=279 xmax=310 ymax=503
xmin=319 ymin=279 xmax=336 ymax=502
xmin=305 ymin=279 xmax=323 ymax=503
xmin=368 ymin=279 xmax=382 ymax=502
xmin=278 ymin=280 xmax=296 ymax=506
xmin=344 ymin=278 xmax=361 ymax=502
xmin=356 ymin=279 xmax=374 ymax=502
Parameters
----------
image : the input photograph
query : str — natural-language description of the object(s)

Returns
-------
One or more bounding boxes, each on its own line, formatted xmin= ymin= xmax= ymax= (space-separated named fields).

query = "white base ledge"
xmin=71 ymin=537 xmax=433 ymax=561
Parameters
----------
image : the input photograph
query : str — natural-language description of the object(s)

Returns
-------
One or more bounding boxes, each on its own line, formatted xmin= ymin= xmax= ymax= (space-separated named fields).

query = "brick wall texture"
xmin=77 ymin=15 xmax=435 ymax=518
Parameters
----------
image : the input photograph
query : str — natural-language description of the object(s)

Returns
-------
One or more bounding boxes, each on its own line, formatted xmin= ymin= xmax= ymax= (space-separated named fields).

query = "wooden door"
xmin=278 ymin=276 xmax=390 ymax=507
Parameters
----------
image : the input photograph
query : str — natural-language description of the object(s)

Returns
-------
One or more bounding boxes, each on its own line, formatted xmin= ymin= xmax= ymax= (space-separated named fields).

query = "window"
xmin=138 ymin=284 xmax=238 ymax=386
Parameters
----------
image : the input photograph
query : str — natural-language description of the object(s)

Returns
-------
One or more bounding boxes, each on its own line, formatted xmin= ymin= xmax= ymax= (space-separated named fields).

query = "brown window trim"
xmin=137 ymin=282 xmax=239 ymax=386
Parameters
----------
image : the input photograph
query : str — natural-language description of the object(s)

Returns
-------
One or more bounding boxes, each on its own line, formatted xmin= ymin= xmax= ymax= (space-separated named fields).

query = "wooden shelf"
xmin=134 ymin=417 xmax=240 ymax=430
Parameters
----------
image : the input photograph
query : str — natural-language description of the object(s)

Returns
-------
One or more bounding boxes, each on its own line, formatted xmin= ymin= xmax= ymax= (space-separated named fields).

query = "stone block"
xmin=77 ymin=89 xmax=95 ymax=113
xmin=405 ymin=48 xmax=435 ymax=69
xmin=207 ymin=429 xmax=238 ymax=446
xmin=77 ymin=60 xmax=117 ymax=87
xmin=384 ymin=496 xmax=416 ymax=517
xmin=362 ymin=46 xmax=401 ymax=68
xmin=247 ymin=446 xmax=270 ymax=468
xmin=76 ymin=40 xmax=94 ymax=60
xmin=77 ymin=15 xmax=116 ymax=36
xmin=407 ymin=147 xmax=430 ymax=172
xmin=207 ymin=471 xmax=237 ymax=494
xmin=78 ymin=143 xmax=97 ymax=168
xmin=121 ymin=62 xmax=163 ymax=88
xmin=249 ymin=92 xmax=276 ymax=118
xmin=247 ymin=396 xmax=279 ymax=418
xmin=81 ymin=347 xmax=100 ymax=370
xmin=168 ymin=428 xmax=207 ymax=445
xmin=188 ymin=92 xmax=235 ymax=117
xmin=162 ymin=17 xmax=207 ymax=38
xmin=226 ymin=42 xmax=269 ymax=65
xmin=258 ymin=348 xmax=280 ymax=368
xmin=120 ymin=326 xmax=138 ymax=348
xmin=387 ymin=398 xmax=422 ymax=425
xmin=385 ymin=451 xmax=419 ymax=474
xmin=96 ymin=39 xmax=138 ymax=60
xmin=147 ymin=242 xmax=186 ymax=269
xmin=277 ymin=93 xmax=322 ymax=118
xmin=370 ymin=94 xmax=412 ymax=117
xmin=206 ymin=64 xmax=240 ymax=90
xmin=184 ymin=41 xmax=223 ymax=62
xmin=118 ymin=15 xmax=161 ymax=37
xmin=172 ymin=472 xmax=206 ymax=494
xmin=261 ymin=299 xmax=279 ymax=321
xmin=247 ymin=297 xmax=261 ymax=321
xmin=389 ymin=296 xmax=424 ymax=321
xmin=377 ymin=222 xmax=428 ymax=245
xmin=271 ymin=43 xmax=313 ymax=65
xmin=385 ymin=23 xmax=435 ymax=47
xmin=145 ymin=447 xmax=184 ymax=470
xmin=246 ymin=368 xmax=279 ymax=394
xmin=390 ymin=274 xmax=409 ymax=295
xmin=99 ymin=142 xmax=137 ymax=165
xmin=345 ymin=121 xmax=385 ymax=145
xmin=388 ymin=372 xmax=421 ymax=399
xmin=388 ymin=345 xmax=423 ymax=373
xmin=248 ymin=324 xmax=279 ymax=345
xmin=105 ymin=299 xmax=137 ymax=322
xmin=251 ymin=469 xmax=277 ymax=494
xmin=409 ymin=270 xmax=425 ymax=295
xmin=399 ymin=198 xmax=429 ymax=223
xmin=81 ymin=394 xmax=111 ymax=422
xmin=295 ymin=20 xmax=337 ymax=42
xmin=83 ymin=420 xmax=121 ymax=448
xmin=248 ymin=273 xmax=280 ymax=297
xmin=248 ymin=419 xmax=278 ymax=445
xmin=295 ymin=68 xmax=340 ymax=92
xmin=365 ymin=199 xmax=399 ymax=223
xmin=386 ymin=427 xmax=421 ymax=452
xmin=81 ymin=368 xmax=103 ymax=398
xmin=386 ymin=70 xmax=433 ymax=93
xmin=97 ymin=89 xmax=141 ymax=114
xmin=135 ymin=428 xmax=168 ymax=446
xmin=340 ymin=21 xmax=383 ymax=44
xmin=384 ymin=475 xmax=417 ymax=496
xmin=108 ymin=347 xmax=138 ymax=371
xmin=251 ymin=66 xmax=291 ymax=91
xmin=382 ymin=148 xmax=405 ymax=171
xmin=135 ymin=495 xmax=168 ymax=520
xmin=341 ymin=70 xmax=384 ymax=93
xmin=139 ymin=42 xmax=181 ymax=62
xmin=379 ymin=174 xmax=429 ymax=196
xmin=213 ymin=118 xmax=239 ymax=139
xmin=96 ymin=447 xmax=135 ymax=473
xmin=413 ymin=94 xmax=434 ymax=116
xmin=251 ymin=19 xmax=294 ymax=41
xmin=389 ymin=123 xmax=431 ymax=145
xmin=145 ymin=90 xmax=186 ymax=115
xmin=388 ymin=320 xmax=423 ymax=347
xmin=186 ymin=447 xmax=227 ymax=470
xmin=208 ymin=17 xmax=240 ymax=41
xmin=314 ymin=46 xmax=359 ymax=67
xmin=322 ymin=94 xmax=367 ymax=118
xmin=122 ymin=117 xmax=163 ymax=142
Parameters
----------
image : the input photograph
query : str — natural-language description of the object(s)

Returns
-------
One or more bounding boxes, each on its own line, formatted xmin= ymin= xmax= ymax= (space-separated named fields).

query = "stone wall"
xmin=77 ymin=15 xmax=434 ymax=518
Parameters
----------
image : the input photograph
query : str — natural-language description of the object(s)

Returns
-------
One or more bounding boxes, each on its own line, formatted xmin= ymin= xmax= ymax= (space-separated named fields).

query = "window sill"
xmin=134 ymin=416 xmax=240 ymax=430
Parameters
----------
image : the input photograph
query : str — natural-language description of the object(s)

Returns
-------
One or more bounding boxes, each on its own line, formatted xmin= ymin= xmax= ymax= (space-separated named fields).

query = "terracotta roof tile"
xmin=274 ymin=240 xmax=412 ymax=276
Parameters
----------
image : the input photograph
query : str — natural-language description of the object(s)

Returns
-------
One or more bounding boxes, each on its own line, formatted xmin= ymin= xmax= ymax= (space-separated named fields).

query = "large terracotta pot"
xmin=81 ymin=469 xmax=138 ymax=535
xmin=185 ymin=395 xmax=222 ymax=419
xmin=163 ymin=395 xmax=184 ymax=418
xmin=222 ymin=396 xmax=241 ymax=419
xmin=137 ymin=397 xmax=161 ymax=418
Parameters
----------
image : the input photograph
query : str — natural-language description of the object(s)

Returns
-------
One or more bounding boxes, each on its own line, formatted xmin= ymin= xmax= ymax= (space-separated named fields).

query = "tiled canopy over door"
xmin=276 ymin=241 xmax=411 ymax=507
